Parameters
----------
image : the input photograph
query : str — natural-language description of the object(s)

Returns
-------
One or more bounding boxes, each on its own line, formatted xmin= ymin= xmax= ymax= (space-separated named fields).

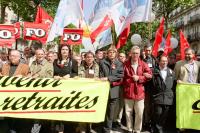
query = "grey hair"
xmin=10 ymin=49 xmax=21 ymax=57
xmin=130 ymin=46 xmax=141 ymax=53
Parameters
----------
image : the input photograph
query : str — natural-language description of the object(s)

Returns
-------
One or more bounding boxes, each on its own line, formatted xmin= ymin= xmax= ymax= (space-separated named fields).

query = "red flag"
xmin=60 ymin=28 xmax=83 ymax=45
xmin=163 ymin=29 xmax=173 ymax=56
xmin=90 ymin=15 xmax=113 ymax=43
xmin=0 ymin=24 xmax=15 ymax=48
xmin=116 ymin=24 xmax=130 ymax=49
xmin=14 ymin=22 xmax=20 ymax=39
xmin=35 ymin=6 xmax=53 ymax=26
xmin=23 ymin=22 xmax=49 ymax=44
xmin=180 ymin=30 xmax=190 ymax=60
xmin=152 ymin=17 xmax=165 ymax=57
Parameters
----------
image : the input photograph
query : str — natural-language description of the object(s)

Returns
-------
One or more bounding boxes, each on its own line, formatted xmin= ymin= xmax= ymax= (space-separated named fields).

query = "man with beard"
xmin=174 ymin=48 xmax=200 ymax=83
xmin=174 ymin=48 xmax=200 ymax=133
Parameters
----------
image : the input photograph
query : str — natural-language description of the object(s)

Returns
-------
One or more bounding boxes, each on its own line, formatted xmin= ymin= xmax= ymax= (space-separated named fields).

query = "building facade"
xmin=169 ymin=3 xmax=200 ymax=54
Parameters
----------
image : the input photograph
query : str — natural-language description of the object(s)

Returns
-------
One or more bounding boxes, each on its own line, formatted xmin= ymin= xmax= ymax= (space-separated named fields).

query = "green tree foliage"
xmin=0 ymin=0 xmax=60 ymax=23
xmin=0 ymin=0 xmax=9 ymax=23
xmin=0 ymin=0 xmax=36 ymax=22
xmin=153 ymin=0 xmax=194 ymax=28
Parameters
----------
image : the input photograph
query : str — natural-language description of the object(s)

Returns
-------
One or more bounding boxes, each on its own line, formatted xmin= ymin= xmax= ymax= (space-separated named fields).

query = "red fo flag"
xmin=163 ymin=29 xmax=173 ymax=56
xmin=35 ymin=6 xmax=53 ymax=26
xmin=0 ymin=24 xmax=15 ymax=48
xmin=180 ymin=30 xmax=190 ymax=60
xmin=60 ymin=28 xmax=83 ymax=45
xmin=116 ymin=24 xmax=130 ymax=49
xmin=152 ymin=17 xmax=165 ymax=57
xmin=90 ymin=15 xmax=113 ymax=43
xmin=23 ymin=22 xmax=49 ymax=44
xmin=14 ymin=22 xmax=20 ymax=39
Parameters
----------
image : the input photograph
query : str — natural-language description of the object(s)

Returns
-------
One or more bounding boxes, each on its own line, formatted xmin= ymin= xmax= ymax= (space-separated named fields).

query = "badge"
xmin=89 ymin=69 xmax=95 ymax=74
xmin=111 ymin=63 xmax=116 ymax=69
xmin=148 ymin=63 xmax=153 ymax=68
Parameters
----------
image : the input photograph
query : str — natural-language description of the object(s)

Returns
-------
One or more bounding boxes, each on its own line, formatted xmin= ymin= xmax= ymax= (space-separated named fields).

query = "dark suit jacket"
xmin=1 ymin=63 xmax=29 ymax=77
xmin=99 ymin=58 xmax=124 ymax=99
xmin=152 ymin=67 xmax=176 ymax=105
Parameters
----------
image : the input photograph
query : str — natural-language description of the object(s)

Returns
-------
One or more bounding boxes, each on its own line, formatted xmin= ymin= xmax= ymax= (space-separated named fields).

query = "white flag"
xmin=111 ymin=0 xmax=152 ymax=36
xmin=97 ymin=28 xmax=113 ymax=49
xmin=131 ymin=0 xmax=152 ymax=22
xmin=82 ymin=28 xmax=112 ymax=52
xmin=110 ymin=0 xmax=132 ymax=36
xmin=88 ymin=0 xmax=152 ymax=38
xmin=47 ymin=0 xmax=83 ymax=42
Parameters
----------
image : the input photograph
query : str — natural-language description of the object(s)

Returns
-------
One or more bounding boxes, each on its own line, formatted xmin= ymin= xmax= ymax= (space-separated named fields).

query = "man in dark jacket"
xmin=99 ymin=46 xmax=124 ymax=133
xmin=152 ymin=56 xmax=176 ymax=133
xmin=142 ymin=44 xmax=157 ymax=131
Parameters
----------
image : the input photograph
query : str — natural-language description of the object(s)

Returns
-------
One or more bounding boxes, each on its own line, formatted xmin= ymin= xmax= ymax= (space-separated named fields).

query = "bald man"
xmin=29 ymin=48 xmax=53 ymax=78
xmin=1 ymin=50 xmax=29 ymax=77
xmin=0 ymin=50 xmax=29 ymax=133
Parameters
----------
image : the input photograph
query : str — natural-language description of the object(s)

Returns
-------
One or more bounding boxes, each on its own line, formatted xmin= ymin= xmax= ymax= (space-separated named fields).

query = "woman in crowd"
xmin=53 ymin=44 xmax=78 ymax=79
xmin=52 ymin=44 xmax=78 ymax=133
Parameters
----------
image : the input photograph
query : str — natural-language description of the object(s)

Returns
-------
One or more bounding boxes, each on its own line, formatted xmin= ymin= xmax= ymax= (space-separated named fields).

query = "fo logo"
xmin=0 ymin=30 xmax=12 ymax=39
xmin=26 ymin=28 xmax=46 ymax=38
xmin=63 ymin=33 xmax=81 ymax=42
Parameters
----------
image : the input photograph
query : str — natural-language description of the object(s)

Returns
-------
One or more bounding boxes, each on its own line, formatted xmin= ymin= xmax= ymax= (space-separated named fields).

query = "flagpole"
xmin=81 ymin=17 xmax=96 ymax=52
xmin=148 ymin=22 xmax=152 ymax=40
xmin=15 ymin=39 xmax=18 ymax=50
xmin=111 ymin=25 xmax=117 ymax=47
xmin=79 ymin=0 xmax=96 ymax=52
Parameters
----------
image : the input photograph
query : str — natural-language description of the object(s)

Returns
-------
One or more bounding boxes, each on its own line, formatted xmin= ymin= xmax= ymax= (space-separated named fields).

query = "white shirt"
xmin=131 ymin=60 xmax=138 ymax=73
xmin=160 ymin=67 xmax=167 ymax=82
xmin=188 ymin=62 xmax=195 ymax=83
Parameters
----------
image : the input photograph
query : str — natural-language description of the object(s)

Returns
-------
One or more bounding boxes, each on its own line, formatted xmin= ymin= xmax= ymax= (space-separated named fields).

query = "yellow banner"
xmin=176 ymin=83 xmax=200 ymax=130
xmin=0 ymin=76 xmax=110 ymax=123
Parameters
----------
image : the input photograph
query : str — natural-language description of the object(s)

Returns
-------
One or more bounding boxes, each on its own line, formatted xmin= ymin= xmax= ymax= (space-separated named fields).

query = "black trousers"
xmin=103 ymin=98 xmax=119 ymax=133
xmin=152 ymin=104 xmax=170 ymax=133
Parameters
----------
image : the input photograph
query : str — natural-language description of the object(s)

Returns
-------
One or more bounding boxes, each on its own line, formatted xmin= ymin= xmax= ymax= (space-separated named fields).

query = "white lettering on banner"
xmin=0 ymin=30 xmax=12 ymax=39
xmin=44 ymin=20 xmax=53 ymax=26
xmin=26 ymin=28 xmax=46 ymax=37
xmin=14 ymin=28 xmax=18 ymax=35
xmin=63 ymin=34 xmax=81 ymax=42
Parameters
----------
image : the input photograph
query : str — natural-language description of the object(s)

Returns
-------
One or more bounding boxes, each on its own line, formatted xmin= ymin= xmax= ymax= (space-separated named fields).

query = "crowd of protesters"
xmin=0 ymin=42 xmax=199 ymax=133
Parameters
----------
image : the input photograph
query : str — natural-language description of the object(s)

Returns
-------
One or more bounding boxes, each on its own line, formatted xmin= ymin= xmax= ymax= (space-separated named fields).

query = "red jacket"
xmin=123 ymin=59 xmax=152 ymax=100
